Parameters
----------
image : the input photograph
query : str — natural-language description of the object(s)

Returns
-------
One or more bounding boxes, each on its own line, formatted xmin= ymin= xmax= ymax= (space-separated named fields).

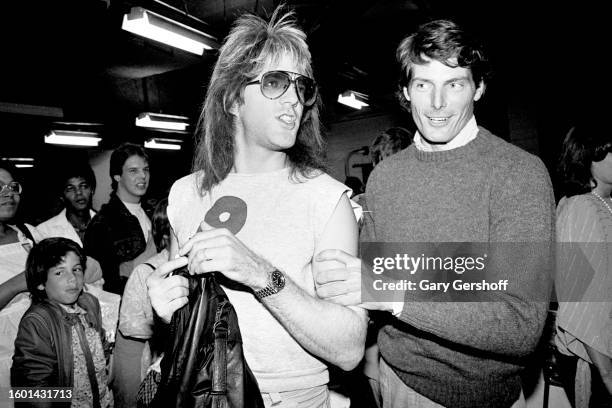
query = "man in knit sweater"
xmin=316 ymin=19 xmax=555 ymax=408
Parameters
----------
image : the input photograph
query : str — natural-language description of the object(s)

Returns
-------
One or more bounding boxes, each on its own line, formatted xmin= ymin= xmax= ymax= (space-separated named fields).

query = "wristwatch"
xmin=254 ymin=269 xmax=286 ymax=299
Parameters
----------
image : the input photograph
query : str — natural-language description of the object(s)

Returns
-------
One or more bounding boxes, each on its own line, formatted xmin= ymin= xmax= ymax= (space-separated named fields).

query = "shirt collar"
xmin=413 ymin=116 xmax=479 ymax=152
xmin=59 ymin=302 xmax=87 ymax=315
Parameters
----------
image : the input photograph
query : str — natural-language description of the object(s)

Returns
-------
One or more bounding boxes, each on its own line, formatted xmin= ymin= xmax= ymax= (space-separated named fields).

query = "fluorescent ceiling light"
xmin=1 ymin=157 xmax=34 ymax=162
xmin=122 ymin=7 xmax=217 ymax=55
xmin=337 ymin=92 xmax=369 ymax=110
xmin=144 ymin=138 xmax=182 ymax=150
xmin=44 ymin=130 xmax=101 ymax=147
xmin=136 ymin=112 xmax=189 ymax=131
xmin=1 ymin=157 xmax=34 ymax=168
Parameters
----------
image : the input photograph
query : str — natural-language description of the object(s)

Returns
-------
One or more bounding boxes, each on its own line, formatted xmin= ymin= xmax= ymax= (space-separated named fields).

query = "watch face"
xmin=271 ymin=270 xmax=285 ymax=289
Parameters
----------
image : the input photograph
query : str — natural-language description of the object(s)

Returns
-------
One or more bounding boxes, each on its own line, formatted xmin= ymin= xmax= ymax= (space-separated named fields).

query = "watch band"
xmin=254 ymin=269 xmax=285 ymax=300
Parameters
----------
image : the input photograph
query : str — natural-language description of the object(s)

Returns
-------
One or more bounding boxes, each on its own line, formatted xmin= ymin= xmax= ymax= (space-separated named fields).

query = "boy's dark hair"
xmin=57 ymin=160 xmax=97 ymax=192
xmin=25 ymin=237 xmax=86 ymax=303
xmin=109 ymin=143 xmax=150 ymax=192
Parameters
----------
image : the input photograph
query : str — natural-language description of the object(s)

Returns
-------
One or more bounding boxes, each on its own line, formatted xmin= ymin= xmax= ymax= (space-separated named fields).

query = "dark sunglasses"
xmin=246 ymin=70 xmax=317 ymax=107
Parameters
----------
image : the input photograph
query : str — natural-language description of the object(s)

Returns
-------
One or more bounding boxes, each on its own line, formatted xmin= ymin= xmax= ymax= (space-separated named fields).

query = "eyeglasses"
xmin=246 ymin=70 xmax=317 ymax=107
xmin=0 ymin=181 xmax=22 ymax=196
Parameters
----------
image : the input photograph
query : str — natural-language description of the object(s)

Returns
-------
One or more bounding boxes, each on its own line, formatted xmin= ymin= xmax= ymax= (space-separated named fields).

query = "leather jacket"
xmin=84 ymin=194 xmax=150 ymax=294
xmin=155 ymin=272 xmax=264 ymax=408
xmin=11 ymin=293 xmax=106 ymax=407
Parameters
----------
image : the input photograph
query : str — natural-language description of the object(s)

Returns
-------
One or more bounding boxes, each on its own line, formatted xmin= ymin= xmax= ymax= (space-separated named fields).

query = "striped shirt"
xmin=555 ymin=193 xmax=612 ymax=361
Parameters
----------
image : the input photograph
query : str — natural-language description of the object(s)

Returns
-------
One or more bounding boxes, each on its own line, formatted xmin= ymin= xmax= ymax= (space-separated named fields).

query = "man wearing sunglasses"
xmin=315 ymin=20 xmax=555 ymax=408
xmin=147 ymin=6 xmax=366 ymax=407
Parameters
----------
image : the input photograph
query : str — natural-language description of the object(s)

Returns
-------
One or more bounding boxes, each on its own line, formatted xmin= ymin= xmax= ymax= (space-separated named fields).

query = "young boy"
xmin=11 ymin=237 xmax=112 ymax=408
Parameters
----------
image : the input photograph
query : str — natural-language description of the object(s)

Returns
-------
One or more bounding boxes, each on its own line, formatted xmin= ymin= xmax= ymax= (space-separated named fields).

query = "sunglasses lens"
xmin=296 ymin=77 xmax=316 ymax=106
xmin=261 ymin=72 xmax=291 ymax=99
xmin=260 ymin=71 xmax=317 ymax=106
xmin=10 ymin=182 xmax=21 ymax=194
xmin=1 ymin=182 xmax=20 ymax=195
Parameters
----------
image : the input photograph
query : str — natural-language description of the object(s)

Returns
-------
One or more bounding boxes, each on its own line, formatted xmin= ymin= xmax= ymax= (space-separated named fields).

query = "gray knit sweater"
xmin=361 ymin=128 xmax=555 ymax=408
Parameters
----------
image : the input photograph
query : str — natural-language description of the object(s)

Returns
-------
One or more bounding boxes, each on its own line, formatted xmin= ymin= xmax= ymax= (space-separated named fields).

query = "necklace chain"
xmin=591 ymin=191 xmax=612 ymax=217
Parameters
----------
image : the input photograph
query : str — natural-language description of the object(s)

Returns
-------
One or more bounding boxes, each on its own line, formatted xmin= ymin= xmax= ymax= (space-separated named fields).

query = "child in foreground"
xmin=11 ymin=237 xmax=112 ymax=408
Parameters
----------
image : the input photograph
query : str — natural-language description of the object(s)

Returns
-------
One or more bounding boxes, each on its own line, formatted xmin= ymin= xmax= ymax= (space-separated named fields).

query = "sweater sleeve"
xmin=395 ymin=156 xmax=554 ymax=357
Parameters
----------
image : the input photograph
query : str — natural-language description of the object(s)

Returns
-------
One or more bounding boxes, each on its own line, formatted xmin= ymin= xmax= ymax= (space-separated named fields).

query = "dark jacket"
xmin=84 ymin=194 xmax=150 ymax=294
xmin=11 ymin=292 xmax=106 ymax=408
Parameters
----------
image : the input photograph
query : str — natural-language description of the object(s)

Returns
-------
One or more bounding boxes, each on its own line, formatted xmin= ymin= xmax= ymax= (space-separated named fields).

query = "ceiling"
xmin=0 ymin=0 xmax=589 ymax=162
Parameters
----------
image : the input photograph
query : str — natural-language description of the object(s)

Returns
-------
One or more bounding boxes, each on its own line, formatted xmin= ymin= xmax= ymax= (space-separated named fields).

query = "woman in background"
xmin=555 ymin=124 xmax=612 ymax=407
xmin=0 ymin=160 xmax=40 ymax=310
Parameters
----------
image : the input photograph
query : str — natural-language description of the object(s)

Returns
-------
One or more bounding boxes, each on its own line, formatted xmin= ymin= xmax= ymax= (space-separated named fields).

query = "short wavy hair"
xmin=57 ymin=160 xmax=97 ymax=193
xmin=557 ymin=124 xmax=612 ymax=198
xmin=192 ymin=6 xmax=326 ymax=193
xmin=25 ymin=237 xmax=86 ymax=303
xmin=396 ymin=19 xmax=492 ymax=110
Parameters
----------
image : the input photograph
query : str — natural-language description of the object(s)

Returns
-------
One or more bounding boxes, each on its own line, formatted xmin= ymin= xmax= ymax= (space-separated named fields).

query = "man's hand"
xmin=315 ymin=249 xmax=400 ymax=313
xmin=146 ymin=257 xmax=189 ymax=323
xmin=178 ymin=221 xmax=271 ymax=291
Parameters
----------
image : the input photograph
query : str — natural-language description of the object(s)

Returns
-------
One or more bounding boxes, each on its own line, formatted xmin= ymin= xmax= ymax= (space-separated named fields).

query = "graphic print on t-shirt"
xmin=204 ymin=196 xmax=248 ymax=235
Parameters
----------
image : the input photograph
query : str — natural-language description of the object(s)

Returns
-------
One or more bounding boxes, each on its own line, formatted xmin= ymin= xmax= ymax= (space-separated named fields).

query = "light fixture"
xmin=337 ymin=91 xmax=369 ymax=110
xmin=122 ymin=6 xmax=218 ymax=55
xmin=44 ymin=130 xmax=101 ymax=147
xmin=1 ymin=157 xmax=35 ymax=168
xmin=136 ymin=112 xmax=189 ymax=131
xmin=144 ymin=138 xmax=182 ymax=150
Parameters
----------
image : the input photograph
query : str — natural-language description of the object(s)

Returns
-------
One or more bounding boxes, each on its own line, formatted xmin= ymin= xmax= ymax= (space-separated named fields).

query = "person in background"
xmin=369 ymin=127 xmax=413 ymax=167
xmin=0 ymin=160 xmax=40 ymax=311
xmin=84 ymin=143 xmax=157 ymax=295
xmin=113 ymin=198 xmax=170 ymax=408
xmin=146 ymin=7 xmax=367 ymax=406
xmin=352 ymin=127 xmax=412 ymax=209
xmin=11 ymin=237 xmax=112 ymax=408
xmin=555 ymin=123 xmax=612 ymax=407
xmin=37 ymin=160 xmax=103 ymax=288
xmin=316 ymin=19 xmax=554 ymax=408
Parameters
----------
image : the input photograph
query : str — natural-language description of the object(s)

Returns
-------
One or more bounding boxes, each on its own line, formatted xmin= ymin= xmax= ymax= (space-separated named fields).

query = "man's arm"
xmin=319 ymin=157 xmax=555 ymax=358
xmin=180 ymin=195 xmax=367 ymax=371
xmin=0 ymin=271 xmax=27 ymax=310
xmin=262 ymin=195 xmax=367 ymax=371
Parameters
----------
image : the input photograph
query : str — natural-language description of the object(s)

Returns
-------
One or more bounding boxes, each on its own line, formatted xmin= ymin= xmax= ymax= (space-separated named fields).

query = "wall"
xmin=89 ymin=149 xmax=112 ymax=211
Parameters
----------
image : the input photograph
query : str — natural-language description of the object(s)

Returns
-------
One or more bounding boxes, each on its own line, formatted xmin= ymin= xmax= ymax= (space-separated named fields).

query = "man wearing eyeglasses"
xmin=315 ymin=20 xmax=555 ymax=408
xmin=147 ymin=7 xmax=366 ymax=407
